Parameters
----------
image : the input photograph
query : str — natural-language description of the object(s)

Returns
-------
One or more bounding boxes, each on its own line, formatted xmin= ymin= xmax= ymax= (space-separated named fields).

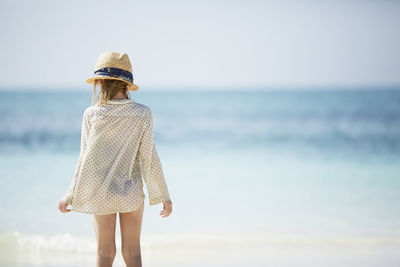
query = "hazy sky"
xmin=0 ymin=0 xmax=399 ymax=90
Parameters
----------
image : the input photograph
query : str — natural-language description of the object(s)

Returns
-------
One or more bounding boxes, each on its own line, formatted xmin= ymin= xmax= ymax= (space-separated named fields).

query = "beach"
xmin=0 ymin=89 xmax=399 ymax=266
xmin=2 ymin=230 xmax=400 ymax=266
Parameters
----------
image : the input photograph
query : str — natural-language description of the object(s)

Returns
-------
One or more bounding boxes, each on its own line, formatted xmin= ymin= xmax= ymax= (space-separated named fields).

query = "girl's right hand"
xmin=58 ymin=199 xmax=71 ymax=213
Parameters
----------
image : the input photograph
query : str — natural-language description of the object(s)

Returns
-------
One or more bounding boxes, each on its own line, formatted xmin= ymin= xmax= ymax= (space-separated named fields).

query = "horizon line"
xmin=0 ymin=84 xmax=400 ymax=92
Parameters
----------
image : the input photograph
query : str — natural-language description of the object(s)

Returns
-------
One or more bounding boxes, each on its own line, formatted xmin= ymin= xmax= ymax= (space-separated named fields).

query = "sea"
xmin=0 ymin=88 xmax=399 ymax=267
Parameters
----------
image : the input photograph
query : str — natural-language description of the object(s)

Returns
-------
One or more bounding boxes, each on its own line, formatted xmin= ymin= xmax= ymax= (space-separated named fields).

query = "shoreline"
xmin=1 ymin=230 xmax=400 ymax=267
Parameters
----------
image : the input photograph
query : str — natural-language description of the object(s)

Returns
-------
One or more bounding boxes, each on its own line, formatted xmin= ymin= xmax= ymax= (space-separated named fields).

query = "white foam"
xmin=1 ymin=230 xmax=400 ymax=267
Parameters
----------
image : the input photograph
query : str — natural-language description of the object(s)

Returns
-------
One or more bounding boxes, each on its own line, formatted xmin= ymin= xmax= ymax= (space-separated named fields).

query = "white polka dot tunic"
xmin=60 ymin=98 xmax=171 ymax=215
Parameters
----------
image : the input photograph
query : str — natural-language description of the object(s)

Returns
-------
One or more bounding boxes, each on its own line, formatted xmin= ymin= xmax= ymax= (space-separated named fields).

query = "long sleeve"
xmin=138 ymin=108 xmax=171 ymax=205
xmin=60 ymin=110 xmax=90 ymax=205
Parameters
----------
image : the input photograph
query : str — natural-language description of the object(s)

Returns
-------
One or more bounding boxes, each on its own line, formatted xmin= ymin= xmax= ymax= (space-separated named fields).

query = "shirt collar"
xmin=106 ymin=99 xmax=135 ymax=105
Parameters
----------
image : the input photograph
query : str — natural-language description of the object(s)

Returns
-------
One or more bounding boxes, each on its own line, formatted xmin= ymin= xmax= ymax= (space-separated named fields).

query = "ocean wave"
xmin=0 ymin=89 xmax=399 ymax=157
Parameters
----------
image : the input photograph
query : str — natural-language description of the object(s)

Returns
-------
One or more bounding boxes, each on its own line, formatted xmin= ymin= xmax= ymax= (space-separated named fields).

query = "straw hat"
xmin=85 ymin=51 xmax=139 ymax=91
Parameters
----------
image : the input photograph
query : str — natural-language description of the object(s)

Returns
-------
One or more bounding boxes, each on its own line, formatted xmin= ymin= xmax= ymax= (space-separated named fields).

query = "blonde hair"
xmin=91 ymin=79 xmax=131 ymax=106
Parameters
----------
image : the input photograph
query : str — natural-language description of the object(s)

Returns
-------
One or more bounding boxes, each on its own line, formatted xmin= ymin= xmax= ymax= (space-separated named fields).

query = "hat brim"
xmin=86 ymin=77 xmax=139 ymax=91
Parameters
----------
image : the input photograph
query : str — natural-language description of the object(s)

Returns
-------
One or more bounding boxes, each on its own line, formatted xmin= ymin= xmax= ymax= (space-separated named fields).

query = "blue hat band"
xmin=94 ymin=67 xmax=134 ymax=83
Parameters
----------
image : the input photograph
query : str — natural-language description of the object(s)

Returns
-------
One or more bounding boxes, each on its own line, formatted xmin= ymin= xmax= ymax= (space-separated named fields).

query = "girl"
xmin=58 ymin=51 xmax=172 ymax=267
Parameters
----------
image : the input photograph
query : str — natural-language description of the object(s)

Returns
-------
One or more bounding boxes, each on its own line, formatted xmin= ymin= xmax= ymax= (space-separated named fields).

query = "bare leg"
xmin=119 ymin=201 xmax=144 ymax=267
xmin=93 ymin=212 xmax=117 ymax=267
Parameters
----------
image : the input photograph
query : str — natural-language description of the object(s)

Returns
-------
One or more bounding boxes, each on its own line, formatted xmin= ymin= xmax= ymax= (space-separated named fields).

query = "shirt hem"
xmin=70 ymin=198 xmax=145 ymax=215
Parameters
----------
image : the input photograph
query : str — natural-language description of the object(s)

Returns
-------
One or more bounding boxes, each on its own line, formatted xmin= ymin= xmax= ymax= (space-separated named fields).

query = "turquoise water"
xmin=0 ymin=88 xmax=399 ymax=266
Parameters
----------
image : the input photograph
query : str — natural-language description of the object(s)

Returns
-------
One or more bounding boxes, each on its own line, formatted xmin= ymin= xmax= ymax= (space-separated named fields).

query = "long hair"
xmin=91 ymin=79 xmax=131 ymax=106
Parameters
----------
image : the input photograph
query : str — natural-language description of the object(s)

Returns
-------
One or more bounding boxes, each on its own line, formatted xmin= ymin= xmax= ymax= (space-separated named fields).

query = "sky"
xmin=0 ymin=0 xmax=399 ymax=90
